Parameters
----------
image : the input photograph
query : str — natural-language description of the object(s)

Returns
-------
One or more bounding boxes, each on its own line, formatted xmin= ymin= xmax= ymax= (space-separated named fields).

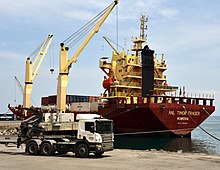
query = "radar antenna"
xmin=140 ymin=14 xmax=148 ymax=41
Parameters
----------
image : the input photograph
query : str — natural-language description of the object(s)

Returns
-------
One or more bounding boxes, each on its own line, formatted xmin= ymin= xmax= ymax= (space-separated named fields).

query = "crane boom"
xmin=14 ymin=76 xmax=24 ymax=94
xmin=32 ymin=33 xmax=53 ymax=79
xmin=23 ymin=33 xmax=53 ymax=114
xmin=56 ymin=0 xmax=118 ymax=113
xmin=64 ymin=1 xmax=118 ymax=71
xmin=103 ymin=36 xmax=120 ymax=55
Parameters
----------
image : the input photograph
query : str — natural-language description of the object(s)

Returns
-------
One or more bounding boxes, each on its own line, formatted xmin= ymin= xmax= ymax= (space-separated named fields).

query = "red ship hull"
xmin=98 ymin=97 xmax=215 ymax=137
xmin=8 ymin=104 xmax=42 ymax=120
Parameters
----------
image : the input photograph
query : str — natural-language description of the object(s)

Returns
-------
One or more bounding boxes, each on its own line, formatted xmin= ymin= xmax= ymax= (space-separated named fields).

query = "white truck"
xmin=1 ymin=108 xmax=114 ymax=158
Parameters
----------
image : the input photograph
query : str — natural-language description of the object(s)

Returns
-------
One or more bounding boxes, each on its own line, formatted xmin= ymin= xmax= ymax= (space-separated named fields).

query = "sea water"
xmin=191 ymin=116 xmax=220 ymax=155
xmin=114 ymin=116 xmax=220 ymax=155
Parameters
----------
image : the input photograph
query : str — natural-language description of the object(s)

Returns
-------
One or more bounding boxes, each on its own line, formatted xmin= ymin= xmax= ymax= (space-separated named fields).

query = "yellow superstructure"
xmin=99 ymin=15 xmax=178 ymax=101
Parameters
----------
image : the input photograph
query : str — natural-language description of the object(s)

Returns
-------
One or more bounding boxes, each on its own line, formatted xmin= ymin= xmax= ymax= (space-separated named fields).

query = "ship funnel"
xmin=141 ymin=45 xmax=154 ymax=97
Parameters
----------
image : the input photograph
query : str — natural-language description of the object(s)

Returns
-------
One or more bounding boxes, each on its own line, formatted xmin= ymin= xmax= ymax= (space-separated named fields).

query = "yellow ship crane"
xmin=103 ymin=36 xmax=120 ymax=55
xmin=23 ymin=33 xmax=53 ymax=113
xmin=56 ymin=0 xmax=118 ymax=113
xmin=14 ymin=76 xmax=24 ymax=95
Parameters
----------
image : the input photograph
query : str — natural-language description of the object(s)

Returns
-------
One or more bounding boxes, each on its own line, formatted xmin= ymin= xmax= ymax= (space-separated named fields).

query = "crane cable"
xmin=49 ymin=38 xmax=55 ymax=72
xmin=66 ymin=14 xmax=103 ymax=48
xmin=28 ymin=42 xmax=43 ymax=62
xmin=64 ymin=3 xmax=111 ymax=43
xmin=63 ymin=3 xmax=113 ymax=48
xmin=104 ymin=36 xmax=124 ymax=50
xmin=68 ymin=19 xmax=98 ymax=48
xmin=183 ymin=106 xmax=220 ymax=142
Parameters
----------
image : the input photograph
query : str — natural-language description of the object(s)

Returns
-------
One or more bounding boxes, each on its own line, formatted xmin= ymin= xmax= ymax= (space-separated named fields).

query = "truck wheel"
xmin=76 ymin=144 xmax=89 ymax=158
xmin=26 ymin=141 xmax=39 ymax=155
xmin=40 ymin=142 xmax=55 ymax=156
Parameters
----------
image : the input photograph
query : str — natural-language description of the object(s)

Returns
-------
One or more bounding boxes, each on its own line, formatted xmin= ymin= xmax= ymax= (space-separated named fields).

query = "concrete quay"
xmin=0 ymin=144 xmax=220 ymax=170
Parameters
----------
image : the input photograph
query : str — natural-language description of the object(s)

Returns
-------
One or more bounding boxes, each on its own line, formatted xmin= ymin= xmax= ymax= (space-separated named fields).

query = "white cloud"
xmin=0 ymin=0 xmax=169 ymax=22
xmin=149 ymin=23 xmax=220 ymax=59
xmin=0 ymin=0 xmax=112 ymax=21
xmin=158 ymin=8 xmax=179 ymax=18
xmin=0 ymin=50 xmax=24 ymax=61
xmin=58 ymin=9 xmax=96 ymax=21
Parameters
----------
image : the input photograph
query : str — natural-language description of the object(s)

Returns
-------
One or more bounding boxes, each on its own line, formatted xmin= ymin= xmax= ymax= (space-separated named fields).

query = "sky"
xmin=0 ymin=0 xmax=219 ymax=115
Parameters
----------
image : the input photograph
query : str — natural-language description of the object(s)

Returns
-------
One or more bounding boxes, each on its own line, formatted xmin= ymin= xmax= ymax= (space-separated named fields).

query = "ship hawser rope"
xmin=110 ymin=107 xmax=194 ymax=136
xmin=107 ymin=107 xmax=137 ymax=119
xmin=203 ymin=107 xmax=220 ymax=123
xmin=203 ymin=107 xmax=211 ymax=116
xmin=183 ymin=106 xmax=220 ymax=142
xmin=114 ymin=128 xmax=194 ymax=136
xmin=114 ymin=107 xmax=220 ymax=137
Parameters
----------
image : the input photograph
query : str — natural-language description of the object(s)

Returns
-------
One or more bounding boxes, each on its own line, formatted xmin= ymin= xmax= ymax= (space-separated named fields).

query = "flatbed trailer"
xmin=0 ymin=135 xmax=18 ymax=144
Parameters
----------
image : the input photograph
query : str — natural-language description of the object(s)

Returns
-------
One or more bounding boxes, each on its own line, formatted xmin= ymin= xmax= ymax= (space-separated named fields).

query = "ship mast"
xmin=132 ymin=14 xmax=148 ymax=56
xmin=140 ymin=14 xmax=148 ymax=41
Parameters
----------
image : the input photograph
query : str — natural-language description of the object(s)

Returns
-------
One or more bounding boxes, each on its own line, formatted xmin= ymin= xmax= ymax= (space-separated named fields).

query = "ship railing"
xmin=155 ymin=62 xmax=167 ymax=69
xmin=101 ymin=88 xmax=214 ymax=107
xmin=142 ymin=92 xmax=215 ymax=107
xmin=165 ymin=91 xmax=215 ymax=99
xmin=101 ymin=93 xmax=214 ymax=108
xmin=154 ymin=84 xmax=178 ymax=90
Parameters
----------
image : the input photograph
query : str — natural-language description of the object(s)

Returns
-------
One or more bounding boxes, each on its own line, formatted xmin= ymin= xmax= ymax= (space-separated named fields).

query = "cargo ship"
xmin=9 ymin=11 xmax=215 ymax=137
xmin=97 ymin=15 xmax=215 ymax=137
xmin=41 ymin=15 xmax=215 ymax=137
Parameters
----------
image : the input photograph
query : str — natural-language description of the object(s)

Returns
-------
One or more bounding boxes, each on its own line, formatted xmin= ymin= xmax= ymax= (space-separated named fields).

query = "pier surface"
xmin=0 ymin=144 xmax=219 ymax=170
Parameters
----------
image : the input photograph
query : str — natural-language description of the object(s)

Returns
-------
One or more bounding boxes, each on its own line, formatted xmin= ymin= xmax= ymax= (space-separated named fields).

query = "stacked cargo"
xmin=41 ymin=95 xmax=101 ymax=113
xmin=41 ymin=95 xmax=70 ymax=105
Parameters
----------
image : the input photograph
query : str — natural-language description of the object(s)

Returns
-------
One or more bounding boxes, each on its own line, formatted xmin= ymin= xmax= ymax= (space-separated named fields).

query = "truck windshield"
xmin=96 ymin=121 xmax=113 ymax=133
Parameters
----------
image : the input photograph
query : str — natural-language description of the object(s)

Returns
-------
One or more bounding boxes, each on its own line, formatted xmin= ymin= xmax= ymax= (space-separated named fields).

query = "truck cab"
xmin=77 ymin=114 xmax=114 ymax=155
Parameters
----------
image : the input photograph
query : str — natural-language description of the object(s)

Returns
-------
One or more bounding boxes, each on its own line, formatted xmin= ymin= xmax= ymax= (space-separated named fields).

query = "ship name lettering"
xmin=177 ymin=111 xmax=187 ymax=116
xmin=177 ymin=117 xmax=189 ymax=121
xmin=168 ymin=111 xmax=200 ymax=117
xmin=176 ymin=111 xmax=200 ymax=116
xmin=187 ymin=111 xmax=200 ymax=116
xmin=168 ymin=111 xmax=175 ymax=115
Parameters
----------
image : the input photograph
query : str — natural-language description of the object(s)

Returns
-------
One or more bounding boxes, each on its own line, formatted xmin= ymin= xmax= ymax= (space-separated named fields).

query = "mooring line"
xmin=105 ymin=107 xmax=137 ymax=119
xmin=115 ymin=127 xmax=194 ymax=136
xmin=183 ymin=106 xmax=220 ymax=142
